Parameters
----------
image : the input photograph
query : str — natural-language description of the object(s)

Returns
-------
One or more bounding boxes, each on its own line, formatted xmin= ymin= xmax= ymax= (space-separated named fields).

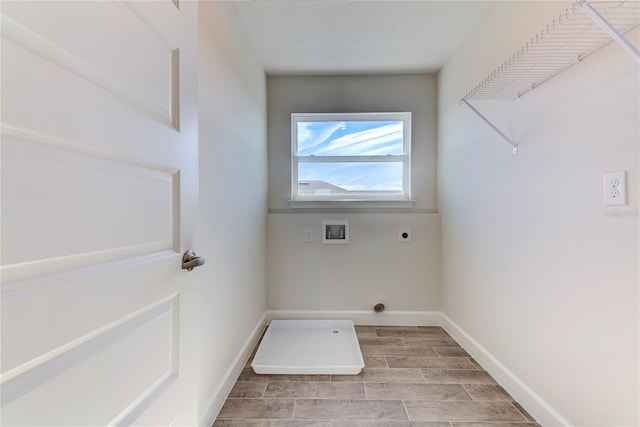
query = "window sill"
xmin=288 ymin=200 xmax=415 ymax=209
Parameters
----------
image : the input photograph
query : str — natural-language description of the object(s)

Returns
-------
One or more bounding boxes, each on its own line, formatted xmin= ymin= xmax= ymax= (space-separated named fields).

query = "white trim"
xmin=198 ymin=312 xmax=268 ymax=427
xmin=170 ymin=48 xmax=180 ymax=130
xmin=109 ymin=374 xmax=176 ymax=427
xmin=200 ymin=310 xmax=570 ymax=427
xmin=1 ymin=125 xmax=178 ymax=175
xmin=0 ymin=294 xmax=179 ymax=406
xmin=265 ymin=310 xmax=441 ymax=326
xmin=1 ymin=15 xmax=174 ymax=128
xmin=439 ymin=313 xmax=572 ymax=427
xmin=291 ymin=112 xmax=412 ymax=202
xmin=1 ymin=250 xmax=179 ymax=297
xmin=197 ymin=309 xmax=438 ymax=425
xmin=288 ymin=200 xmax=415 ymax=209
xmin=0 ymin=125 xmax=180 ymax=282
xmin=0 ymin=242 xmax=174 ymax=284
xmin=298 ymin=155 xmax=405 ymax=163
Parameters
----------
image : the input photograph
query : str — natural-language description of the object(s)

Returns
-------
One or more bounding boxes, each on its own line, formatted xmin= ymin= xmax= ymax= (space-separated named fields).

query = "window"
xmin=291 ymin=112 xmax=411 ymax=204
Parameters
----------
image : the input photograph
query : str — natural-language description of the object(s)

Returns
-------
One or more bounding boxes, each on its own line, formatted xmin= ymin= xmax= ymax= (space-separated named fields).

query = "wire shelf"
xmin=462 ymin=0 xmax=640 ymax=101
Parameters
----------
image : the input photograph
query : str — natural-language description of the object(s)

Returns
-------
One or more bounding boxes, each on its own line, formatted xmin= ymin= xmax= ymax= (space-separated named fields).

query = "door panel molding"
xmin=0 ymin=294 xmax=179 ymax=424
xmin=1 ymin=0 xmax=198 ymax=422
xmin=1 ymin=11 xmax=177 ymax=128
xmin=0 ymin=250 xmax=178 ymax=299
xmin=109 ymin=374 xmax=178 ymax=427
xmin=1 ymin=125 xmax=180 ymax=282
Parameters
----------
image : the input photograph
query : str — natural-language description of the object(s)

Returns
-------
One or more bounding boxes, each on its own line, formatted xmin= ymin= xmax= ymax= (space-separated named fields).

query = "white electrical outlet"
xmin=305 ymin=228 xmax=313 ymax=242
xmin=604 ymin=170 xmax=627 ymax=206
xmin=398 ymin=228 xmax=412 ymax=242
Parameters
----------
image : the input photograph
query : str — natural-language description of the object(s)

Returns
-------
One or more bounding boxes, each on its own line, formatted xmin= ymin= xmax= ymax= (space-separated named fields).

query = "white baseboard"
xmin=439 ymin=313 xmax=571 ymax=427
xmin=200 ymin=309 xmax=569 ymax=427
xmin=265 ymin=309 xmax=442 ymax=326
xmin=198 ymin=312 xmax=267 ymax=427
xmin=198 ymin=309 xmax=439 ymax=424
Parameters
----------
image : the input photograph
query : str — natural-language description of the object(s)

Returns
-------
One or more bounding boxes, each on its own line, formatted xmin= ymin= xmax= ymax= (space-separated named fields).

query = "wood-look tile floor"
xmin=213 ymin=326 xmax=540 ymax=427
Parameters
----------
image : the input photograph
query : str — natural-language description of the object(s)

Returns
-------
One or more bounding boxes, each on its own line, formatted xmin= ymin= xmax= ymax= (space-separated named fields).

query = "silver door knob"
xmin=182 ymin=250 xmax=205 ymax=271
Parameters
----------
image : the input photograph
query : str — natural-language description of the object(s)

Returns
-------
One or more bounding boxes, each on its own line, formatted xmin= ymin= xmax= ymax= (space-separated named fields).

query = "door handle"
xmin=182 ymin=250 xmax=205 ymax=271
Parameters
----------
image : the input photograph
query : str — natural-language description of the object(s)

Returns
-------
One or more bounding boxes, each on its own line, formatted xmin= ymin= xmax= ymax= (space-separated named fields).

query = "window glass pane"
xmin=298 ymin=162 xmax=403 ymax=194
xmin=297 ymin=120 xmax=403 ymax=156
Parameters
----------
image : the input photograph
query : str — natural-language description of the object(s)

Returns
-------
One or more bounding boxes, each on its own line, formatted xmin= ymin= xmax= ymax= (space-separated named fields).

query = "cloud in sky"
xmin=297 ymin=119 xmax=406 ymax=192
xmin=297 ymin=121 xmax=345 ymax=153
xmin=298 ymin=121 xmax=403 ymax=156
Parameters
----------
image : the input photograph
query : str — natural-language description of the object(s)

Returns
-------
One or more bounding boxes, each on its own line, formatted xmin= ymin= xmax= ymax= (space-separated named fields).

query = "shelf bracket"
xmin=460 ymin=99 xmax=519 ymax=154
xmin=579 ymin=0 xmax=640 ymax=62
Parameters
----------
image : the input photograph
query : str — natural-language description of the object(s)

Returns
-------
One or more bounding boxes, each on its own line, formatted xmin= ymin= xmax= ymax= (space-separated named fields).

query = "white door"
xmin=1 ymin=1 xmax=200 ymax=425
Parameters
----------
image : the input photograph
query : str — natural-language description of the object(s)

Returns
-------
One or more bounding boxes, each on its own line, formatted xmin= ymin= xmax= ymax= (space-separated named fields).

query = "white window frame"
xmin=290 ymin=112 xmax=412 ymax=207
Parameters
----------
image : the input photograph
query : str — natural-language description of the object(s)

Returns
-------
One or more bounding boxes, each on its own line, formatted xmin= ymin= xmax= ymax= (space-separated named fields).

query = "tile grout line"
xmin=291 ymin=398 xmax=297 ymax=420
xmin=511 ymin=401 xmax=534 ymax=422
xmin=460 ymin=383 xmax=476 ymax=401
xmin=400 ymin=398 xmax=411 ymax=422
xmin=260 ymin=380 xmax=267 ymax=399
xmin=213 ymin=326 xmax=540 ymax=426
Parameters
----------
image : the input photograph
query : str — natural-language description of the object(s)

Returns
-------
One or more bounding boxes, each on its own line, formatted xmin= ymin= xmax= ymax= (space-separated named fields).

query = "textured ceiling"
xmin=232 ymin=1 xmax=496 ymax=75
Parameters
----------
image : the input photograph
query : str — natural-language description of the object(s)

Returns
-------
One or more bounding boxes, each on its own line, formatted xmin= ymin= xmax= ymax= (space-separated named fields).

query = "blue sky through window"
xmin=297 ymin=121 xmax=403 ymax=156
xmin=296 ymin=120 xmax=404 ymax=192
xmin=299 ymin=162 xmax=403 ymax=192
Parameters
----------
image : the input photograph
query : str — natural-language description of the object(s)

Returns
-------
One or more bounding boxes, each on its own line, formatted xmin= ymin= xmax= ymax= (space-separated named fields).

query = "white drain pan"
xmin=251 ymin=320 xmax=364 ymax=375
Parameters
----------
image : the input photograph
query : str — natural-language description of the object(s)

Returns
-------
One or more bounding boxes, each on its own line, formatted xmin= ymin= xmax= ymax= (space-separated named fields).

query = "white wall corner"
xmin=265 ymin=309 xmax=442 ymax=326
xmin=198 ymin=312 xmax=267 ymax=427
xmin=439 ymin=313 xmax=572 ymax=427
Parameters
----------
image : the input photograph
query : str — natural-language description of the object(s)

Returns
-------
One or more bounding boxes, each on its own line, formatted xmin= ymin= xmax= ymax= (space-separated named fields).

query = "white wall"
xmin=438 ymin=2 xmax=639 ymax=426
xmin=267 ymin=75 xmax=441 ymax=315
xmin=268 ymin=74 xmax=437 ymax=211
xmin=196 ymin=2 xmax=267 ymax=424
xmin=267 ymin=213 xmax=440 ymax=313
